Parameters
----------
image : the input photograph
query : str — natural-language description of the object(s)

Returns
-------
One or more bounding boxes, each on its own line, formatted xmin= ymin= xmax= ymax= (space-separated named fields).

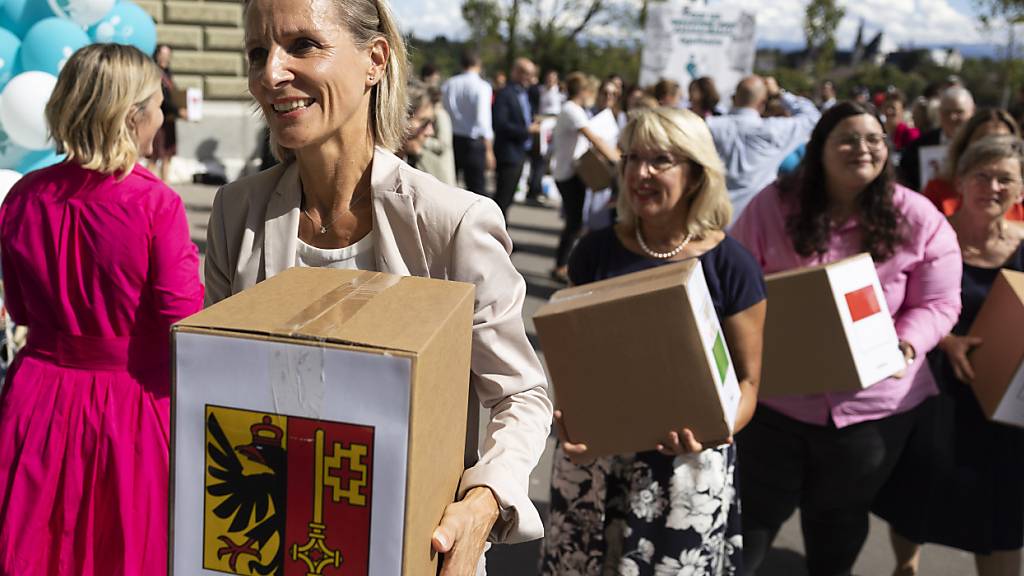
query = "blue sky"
xmin=389 ymin=0 xmax=1004 ymax=49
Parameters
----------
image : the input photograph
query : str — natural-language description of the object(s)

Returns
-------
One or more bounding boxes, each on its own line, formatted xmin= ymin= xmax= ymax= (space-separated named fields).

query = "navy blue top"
xmin=952 ymin=242 xmax=1024 ymax=336
xmin=568 ymin=226 xmax=767 ymax=320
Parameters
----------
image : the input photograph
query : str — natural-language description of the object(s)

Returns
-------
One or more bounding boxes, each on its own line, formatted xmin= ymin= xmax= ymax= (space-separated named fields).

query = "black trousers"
xmin=494 ymin=160 xmax=525 ymax=218
xmin=527 ymin=149 xmax=545 ymax=199
xmin=453 ymin=135 xmax=486 ymax=196
xmin=737 ymin=405 xmax=918 ymax=576
xmin=554 ymin=175 xmax=587 ymax=268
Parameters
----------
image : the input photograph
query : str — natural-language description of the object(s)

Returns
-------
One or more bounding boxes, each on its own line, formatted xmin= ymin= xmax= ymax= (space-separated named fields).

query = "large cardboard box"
xmin=534 ymin=259 xmax=741 ymax=456
xmin=170 ymin=267 xmax=474 ymax=576
xmin=574 ymin=148 xmax=616 ymax=191
xmin=968 ymin=269 xmax=1024 ymax=427
xmin=762 ymin=253 xmax=906 ymax=396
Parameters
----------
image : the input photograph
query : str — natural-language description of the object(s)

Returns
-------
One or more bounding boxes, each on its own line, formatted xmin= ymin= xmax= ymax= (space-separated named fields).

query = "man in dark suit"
xmin=492 ymin=58 xmax=540 ymax=218
xmin=898 ymin=86 xmax=975 ymax=192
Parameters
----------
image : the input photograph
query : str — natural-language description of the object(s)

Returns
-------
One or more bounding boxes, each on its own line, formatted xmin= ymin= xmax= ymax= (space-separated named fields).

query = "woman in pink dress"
xmin=0 ymin=44 xmax=204 ymax=575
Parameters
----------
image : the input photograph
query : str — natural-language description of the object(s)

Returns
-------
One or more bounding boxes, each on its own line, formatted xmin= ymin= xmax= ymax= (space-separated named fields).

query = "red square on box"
xmin=845 ymin=285 xmax=881 ymax=322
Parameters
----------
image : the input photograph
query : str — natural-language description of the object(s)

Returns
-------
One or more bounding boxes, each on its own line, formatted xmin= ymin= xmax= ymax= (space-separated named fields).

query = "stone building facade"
xmin=142 ymin=0 xmax=261 ymax=181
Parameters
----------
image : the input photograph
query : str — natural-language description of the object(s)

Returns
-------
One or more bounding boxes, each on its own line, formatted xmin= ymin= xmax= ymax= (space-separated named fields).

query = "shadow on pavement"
xmin=509 ymin=221 xmax=561 ymax=237
xmin=759 ymin=547 xmax=809 ymax=576
xmin=512 ymin=241 xmax=558 ymax=260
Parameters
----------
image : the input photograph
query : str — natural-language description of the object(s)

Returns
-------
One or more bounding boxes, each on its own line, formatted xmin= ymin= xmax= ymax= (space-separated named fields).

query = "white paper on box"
xmin=173 ymin=332 xmax=411 ymax=575
xmin=825 ymin=256 xmax=906 ymax=388
xmin=185 ymin=87 xmax=203 ymax=122
xmin=993 ymin=357 xmax=1024 ymax=427
xmin=686 ymin=260 xmax=741 ymax=431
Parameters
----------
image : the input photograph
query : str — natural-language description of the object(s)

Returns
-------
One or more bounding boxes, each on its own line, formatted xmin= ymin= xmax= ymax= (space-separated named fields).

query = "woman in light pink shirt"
xmin=732 ymin=102 xmax=962 ymax=576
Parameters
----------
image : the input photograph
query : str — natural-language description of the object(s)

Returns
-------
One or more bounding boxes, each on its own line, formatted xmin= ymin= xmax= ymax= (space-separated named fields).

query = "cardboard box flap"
xmin=537 ymin=258 xmax=698 ymax=315
xmin=969 ymin=269 xmax=1024 ymax=419
xmin=764 ymin=252 xmax=872 ymax=283
xmin=176 ymin=267 xmax=475 ymax=353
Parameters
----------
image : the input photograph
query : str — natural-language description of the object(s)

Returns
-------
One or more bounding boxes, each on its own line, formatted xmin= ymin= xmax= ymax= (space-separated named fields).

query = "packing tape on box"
xmin=548 ymin=289 xmax=595 ymax=305
xmin=269 ymin=272 xmax=403 ymax=417
xmin=269 ymin=346 xmax=327 ymax=418
xmin=281 ymin=271 xmax=403 ymax=335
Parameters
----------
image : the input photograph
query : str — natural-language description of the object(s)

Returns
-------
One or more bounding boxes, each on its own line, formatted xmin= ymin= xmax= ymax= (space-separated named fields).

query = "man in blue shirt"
xmin=492 ymin=58 xmax=541 ymax=218
xmin=442 ymin=52 xmax=495 ymax=196
xmin=707 ymin=76 xmax=820 ymax=223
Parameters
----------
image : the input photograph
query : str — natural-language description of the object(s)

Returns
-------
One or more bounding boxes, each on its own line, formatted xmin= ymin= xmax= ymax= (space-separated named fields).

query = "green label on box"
xmin=713 ymin=331 xmax=729 ymax=383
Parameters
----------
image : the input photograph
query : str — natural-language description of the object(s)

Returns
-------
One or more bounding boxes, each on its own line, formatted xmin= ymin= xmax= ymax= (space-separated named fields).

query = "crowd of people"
xmin=0 ymin=0 xmax=1022 ymax=574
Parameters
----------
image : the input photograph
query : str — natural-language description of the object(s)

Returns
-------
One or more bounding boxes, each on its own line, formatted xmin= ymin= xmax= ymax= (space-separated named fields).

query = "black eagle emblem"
xmin=206 ymin=413 xmax=288 ymax=575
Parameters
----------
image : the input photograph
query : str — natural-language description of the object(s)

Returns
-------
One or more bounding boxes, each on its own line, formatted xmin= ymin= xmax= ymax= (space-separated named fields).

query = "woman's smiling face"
xmin=245 ymin=0 xmax=380 ymax=153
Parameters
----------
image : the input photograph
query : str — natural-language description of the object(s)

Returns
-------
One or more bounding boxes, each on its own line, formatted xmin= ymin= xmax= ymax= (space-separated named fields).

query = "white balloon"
xmin=0 ymin=169 xmax=22 ymax=205
xmin=0 ymin=72 xmax=57 ymax=151
xmin=48 ymin=0 xmax=116 ymax=27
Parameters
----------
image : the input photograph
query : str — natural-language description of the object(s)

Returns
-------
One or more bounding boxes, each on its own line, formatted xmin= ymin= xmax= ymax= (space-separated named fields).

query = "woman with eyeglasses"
xmin=731 ymin=102 xmax=962 ymax=576
xmin=874 ymin=135 xmax=1024 ymax=576
xmin=541 ymin=107 xmax=766 ymax=574
xmin=921 ymin=108 xmax=1023 ymax=220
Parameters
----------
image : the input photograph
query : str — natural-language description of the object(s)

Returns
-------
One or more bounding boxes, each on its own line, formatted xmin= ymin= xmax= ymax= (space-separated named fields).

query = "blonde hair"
xmin=617 ymin=107 xmax=732 ymax=236
xmin=250 ymin=0 xmax=409 ymax=161
xmin=46 ymin=43 xmax=162 ymax=178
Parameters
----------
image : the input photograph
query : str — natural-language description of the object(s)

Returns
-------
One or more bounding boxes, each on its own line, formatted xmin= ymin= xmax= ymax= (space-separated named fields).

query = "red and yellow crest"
xmin=203 ymin=405 xmax=373 ymax=575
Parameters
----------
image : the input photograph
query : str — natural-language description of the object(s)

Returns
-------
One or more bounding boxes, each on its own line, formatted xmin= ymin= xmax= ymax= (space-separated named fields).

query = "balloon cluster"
xmin=0 ymin=0 xmax=157 ymax=197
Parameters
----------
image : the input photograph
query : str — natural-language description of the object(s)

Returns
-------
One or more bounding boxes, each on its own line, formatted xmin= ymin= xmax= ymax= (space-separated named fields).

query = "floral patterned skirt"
xmin=541 ymin=444 xmax=742 ymax=575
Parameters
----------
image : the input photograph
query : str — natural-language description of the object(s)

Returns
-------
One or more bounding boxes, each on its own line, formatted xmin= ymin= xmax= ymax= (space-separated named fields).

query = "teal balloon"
xmin=87 ymin=1 xmax=155 ymax=55
xmin=16 ymin=148 xmax=64 ymax=173
xmin=20 ymin=18 xmax=90 ymax=76
xmin=0 ymin=27 xmax=20 ymax=91
xmin=0 ymin=0 xmax=52 ymax=36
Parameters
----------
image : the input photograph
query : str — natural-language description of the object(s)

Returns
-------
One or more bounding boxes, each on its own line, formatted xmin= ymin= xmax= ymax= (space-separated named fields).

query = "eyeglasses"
xmin=832 ymin=132 xmax=887 ymax=151
xmin=967 ymin=170 xmax=1022 ymax=190
xmin=622 ymin=153 xmax=681 ymax=174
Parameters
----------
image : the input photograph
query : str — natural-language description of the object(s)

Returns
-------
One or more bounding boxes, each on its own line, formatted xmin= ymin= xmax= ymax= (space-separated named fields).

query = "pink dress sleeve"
xmin=148 ymin=193 xmax=204 ymax=325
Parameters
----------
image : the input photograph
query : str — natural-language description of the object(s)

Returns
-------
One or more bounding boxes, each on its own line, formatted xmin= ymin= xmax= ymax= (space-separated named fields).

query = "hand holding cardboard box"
xmin=762 ymin=253 xmax=906 ymax=397
xmin=534 ymin=259 xmax=741 ymax=457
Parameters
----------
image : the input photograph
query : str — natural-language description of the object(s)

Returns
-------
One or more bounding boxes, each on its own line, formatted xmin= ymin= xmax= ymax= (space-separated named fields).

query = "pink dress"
xmin=0 ymin=162 xmax=203 ymax=575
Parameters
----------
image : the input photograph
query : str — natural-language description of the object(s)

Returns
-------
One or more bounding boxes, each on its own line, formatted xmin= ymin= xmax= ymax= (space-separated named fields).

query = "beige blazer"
xmin=204 ymin=147 xmax=552 ymax=544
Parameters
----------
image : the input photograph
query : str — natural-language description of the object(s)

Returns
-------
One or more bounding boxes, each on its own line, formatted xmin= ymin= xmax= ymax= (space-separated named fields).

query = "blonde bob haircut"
xmin=247 ymin=0 xmax=409 ymax=161
xmin=617 ymin=107 xmax=732 ymax=236
xmin=46 ymin=43 xmax=162 ymax=178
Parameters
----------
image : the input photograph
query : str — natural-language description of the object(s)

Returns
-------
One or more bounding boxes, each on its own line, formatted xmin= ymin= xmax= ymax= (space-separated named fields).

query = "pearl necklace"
xmin=635 ymin=219 xmax=694 ymax=259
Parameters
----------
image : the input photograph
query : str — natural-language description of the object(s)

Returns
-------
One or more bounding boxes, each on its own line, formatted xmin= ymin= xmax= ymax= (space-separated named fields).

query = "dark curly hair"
xmin=783 ymin=101 xmax=903 ymax=261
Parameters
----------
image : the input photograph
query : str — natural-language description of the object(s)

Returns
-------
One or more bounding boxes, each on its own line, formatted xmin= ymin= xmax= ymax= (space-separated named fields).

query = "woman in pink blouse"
xmin=732 ymin=102 xmax=962 ymax=576
xmin=0 ymin=44 xmax=203 ymax=575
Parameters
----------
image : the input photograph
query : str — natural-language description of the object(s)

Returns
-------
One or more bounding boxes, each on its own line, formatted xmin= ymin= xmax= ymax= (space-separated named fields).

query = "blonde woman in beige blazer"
xmin=211 ymin=0 xmax=552 ymax=573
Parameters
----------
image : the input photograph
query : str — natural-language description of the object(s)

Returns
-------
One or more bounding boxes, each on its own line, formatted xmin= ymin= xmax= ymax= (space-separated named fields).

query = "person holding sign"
xmin=921 ymin=108 xmax=1022 ymax=220
xmin=0 ymin=44 xmax=204 ymax=575
xmin=731 ymin=102 xmax=962 ymax=576
xmin=205 ymin=0 xmax=552 ymax=573
xmin=541 ymin=107 xmax=766 ymax=574
xmin=875 ymin=135 xmax=1024 ymax=576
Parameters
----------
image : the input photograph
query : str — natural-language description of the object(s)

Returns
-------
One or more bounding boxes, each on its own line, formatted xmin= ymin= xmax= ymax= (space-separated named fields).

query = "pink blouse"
xmin=732 ymin=183 xmax=962 ymax=427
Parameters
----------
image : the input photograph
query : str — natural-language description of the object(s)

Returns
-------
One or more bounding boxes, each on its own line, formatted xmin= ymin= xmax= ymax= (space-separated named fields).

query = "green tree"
xmin=803 ymin=0 xmax=845 ymax=81
xmin=459 ymin=0 xmax=622 ymax=77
